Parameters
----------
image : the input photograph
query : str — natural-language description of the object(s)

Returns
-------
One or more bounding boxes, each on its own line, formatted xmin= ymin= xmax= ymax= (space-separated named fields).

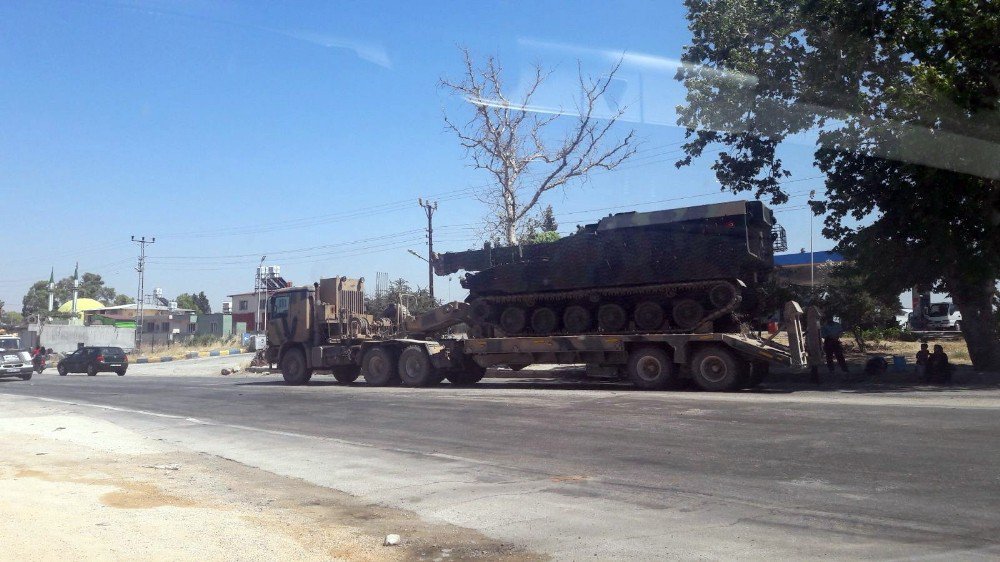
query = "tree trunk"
xmin=949 ymin=277 xmax=1000 ymax=372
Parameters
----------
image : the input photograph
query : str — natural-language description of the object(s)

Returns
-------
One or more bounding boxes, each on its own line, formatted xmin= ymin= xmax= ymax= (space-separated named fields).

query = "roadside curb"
xmin=133 ymin=348 xmax=248 ymax=364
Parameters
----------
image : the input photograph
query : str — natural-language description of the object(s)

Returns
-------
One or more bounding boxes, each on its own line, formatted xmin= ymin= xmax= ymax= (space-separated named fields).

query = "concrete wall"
xmin=27 ymin=324 xmax=137 ymax=354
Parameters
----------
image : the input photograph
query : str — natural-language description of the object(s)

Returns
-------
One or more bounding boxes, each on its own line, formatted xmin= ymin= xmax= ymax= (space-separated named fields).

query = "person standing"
xmin=820 ymin=318 xmax=850 ymax=376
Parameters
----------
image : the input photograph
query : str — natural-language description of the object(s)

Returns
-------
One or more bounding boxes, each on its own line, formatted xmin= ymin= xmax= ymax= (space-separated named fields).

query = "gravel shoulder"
xmin=0 ymin=400 xmax=540 ymax=561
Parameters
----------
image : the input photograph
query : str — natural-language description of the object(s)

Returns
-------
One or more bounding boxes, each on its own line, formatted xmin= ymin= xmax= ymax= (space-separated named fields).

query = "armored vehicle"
xmin=432 ymin=200 xmax=778 ymax=336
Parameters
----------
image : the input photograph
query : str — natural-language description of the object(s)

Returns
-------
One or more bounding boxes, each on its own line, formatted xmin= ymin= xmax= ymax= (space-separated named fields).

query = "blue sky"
xmin=0 ymin=0 xmax=831 ymax=310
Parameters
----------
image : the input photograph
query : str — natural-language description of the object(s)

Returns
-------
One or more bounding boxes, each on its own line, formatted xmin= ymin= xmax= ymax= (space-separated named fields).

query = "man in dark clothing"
xmin=820 ymin=319 xmax=850 ymax=375
xmin=915 ymin=343 xmax=930 ymax=381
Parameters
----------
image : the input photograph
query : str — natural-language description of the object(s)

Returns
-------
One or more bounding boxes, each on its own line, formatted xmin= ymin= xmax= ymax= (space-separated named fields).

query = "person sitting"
xmin=915 ymin=343 xmax=930 ymax=381
xmin=925 ymin=344 xmax=952 ymax=385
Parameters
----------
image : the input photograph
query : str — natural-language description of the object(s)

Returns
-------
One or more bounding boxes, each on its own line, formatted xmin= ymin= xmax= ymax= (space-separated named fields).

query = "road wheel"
xmin=530 ymin=307 xmax=559 ymax=334
xmin=690 ymin=346 xmax=744 ymax=392
xmin=446 ymin=357 xmax=485 ymax=386
xmin=398 ymin=345 xmax=437 ymax=387
xmin=598 ymin=303 xmax=628 ymax=332
xmin=563 ymin=305 xmax=593 ymax=333
xmin=626 ymin=346 xmax=675 ymax=390
xmin=57 ymin=364 xmax=67 ymax=376
xmin=468 ymin=299 xmax=492 ymax=323
xmin=633 ymin=301 xmax=664 ymax=331
xmin=332 ymin=365 xmax=360 ymax=384
xmin=362 ymin=347 xmax=400 ymax=386
xmin=672 ymin=299 xmax=705 ymax=331
xmin=709 ymin=282 xmax=738 ymax=308
xmin=116 ymin=369 xmax=127 ymax=377
xmin=499 ymin=306 xmax=527 ymax=335
xmin=280 ymin=348 xmax=311 ymax=385
xmin=86 ymin=364 xmax=98 ymax=377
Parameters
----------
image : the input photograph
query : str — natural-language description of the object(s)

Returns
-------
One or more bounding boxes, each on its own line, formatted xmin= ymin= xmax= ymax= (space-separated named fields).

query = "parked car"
xmin=1 ymin=349 xmax=34 ymax=380
xmin=57 ymin=346 xmax=128 ymax=376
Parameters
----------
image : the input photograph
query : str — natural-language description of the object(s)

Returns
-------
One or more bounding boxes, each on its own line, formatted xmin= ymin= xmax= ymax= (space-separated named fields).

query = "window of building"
xmin=162 ymin=322 xmax=170 ymax=332
xmin=189 ymin=324 xmax=197 ymax=333
xmin=146 ymin=322 xmax=155 ymax=332
xmin=210 ymin=322 xmax=218 ymax=332
xmin=239 ymin=300 xmax=248 ymax=311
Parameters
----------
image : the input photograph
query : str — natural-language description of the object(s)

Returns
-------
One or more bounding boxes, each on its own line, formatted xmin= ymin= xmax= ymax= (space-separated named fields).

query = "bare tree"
xmin=442 ymin=49 xmax=638 ymax=246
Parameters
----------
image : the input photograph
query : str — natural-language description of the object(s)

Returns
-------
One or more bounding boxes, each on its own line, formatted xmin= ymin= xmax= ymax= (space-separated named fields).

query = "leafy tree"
xmin=675 ymin=0 xmax=1000 ymax=369
xmin=540 ymin=204 xmax=558 ymax=233
xmin=526 ymin=230 xmax=561 ymax=244
xmin=194 ymin=292 xmax=211 ymax=315
xmin=22 ymin=271 xmax=126 ymax=316
xmin=442 ymin=49 xmax=638 ymax=245
xmin=113 ymin=294 xmax=135 ymax=306
xmin=365 ymin=278 xmax=440 ymax=320
xmin=175 ymin=292 xmax=210 ymax=314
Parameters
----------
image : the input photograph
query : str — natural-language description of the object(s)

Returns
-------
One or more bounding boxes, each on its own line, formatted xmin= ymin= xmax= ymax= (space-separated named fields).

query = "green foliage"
xmin=526 ymin=230 xmax=561 ymax=244
xmin=113 ymin=294 xmax=135 ymax=306
xmin=21 ymin=272 xmax=127 ymax=316
xmin=365 ymin=278 xmax=441 ymax=320
xmin=676 ymin=0 xmax=1000 ymax=369
xmin=540 ymin=205 xmax=558 ymax=232
xmin=175 ymin=291 xmax=212 ymax=314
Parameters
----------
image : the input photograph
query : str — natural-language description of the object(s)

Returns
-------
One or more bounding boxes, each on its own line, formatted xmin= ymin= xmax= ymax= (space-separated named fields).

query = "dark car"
xmin=1 ymin=350 xmax=34 ymax=380
xmin=57 ymin=346 xmax=128 ymax=376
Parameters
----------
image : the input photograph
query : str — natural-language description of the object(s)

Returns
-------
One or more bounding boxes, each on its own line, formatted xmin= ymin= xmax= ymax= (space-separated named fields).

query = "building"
xmin=228 ymin=291 xmax=265 ymax=333
xmin=191 ymin=313 xmax=233 ymax=338
xmin=774 ymin=251 xmax=845 ymax=287
xmin=87 ymin=303 xmax=196 ymax=347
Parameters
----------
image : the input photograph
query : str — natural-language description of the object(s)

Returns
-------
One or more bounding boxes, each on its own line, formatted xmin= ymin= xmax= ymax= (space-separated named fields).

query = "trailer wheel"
xmin=398 ymin=345 xmax=438 ymax=387
xmin=447 ymin=357 xmax=485 ymax=386
xmin=362 ymin=347 xmax=400 ymax=386
xmin=690 ymin=346 xmax=744 ymax=391
xmin=280 ymin=348 xmax=312 ymax=385
xmin=626 ymin=346 xmax=675 ymax=390
xmin=332 ymin=365 xmax=360 ymax=384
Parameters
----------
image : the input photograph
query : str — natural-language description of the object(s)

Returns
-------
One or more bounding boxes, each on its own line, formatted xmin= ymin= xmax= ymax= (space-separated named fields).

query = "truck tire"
xmin=362 ymin=347 xmax=400 ymax=386
xmin=446 ymin=357 xmax=485 ymax=386
xmin=332 ymin=366 xmax=360 ymax=384
xmin=398 ymin=345 xmax=438 ymax=387
xmin=280 ymin=348 xmax=312 ymax=385
xmin=690 ymin=346 xmax=744 ymax=392
xmin=626 ymin=346 xmax=675 ymax=390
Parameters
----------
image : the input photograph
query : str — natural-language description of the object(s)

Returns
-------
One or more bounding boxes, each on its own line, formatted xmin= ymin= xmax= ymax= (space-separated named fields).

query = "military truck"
xmin=264 ymin=275 xmax=810 ymax=391
xmin=432 ymin=200 xmax=778 ymax=337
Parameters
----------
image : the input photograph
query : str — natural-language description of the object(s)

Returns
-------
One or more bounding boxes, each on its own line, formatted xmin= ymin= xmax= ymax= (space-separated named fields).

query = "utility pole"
xmin=132 ymin=236 xmax=155 ymax=350
xmin=808 ymin=190 xmax=816 ymax=296
xmin=255 ymin=256 xmax=265 ymax=333
xmin=418 ymin=198 xmax=437 ymax=299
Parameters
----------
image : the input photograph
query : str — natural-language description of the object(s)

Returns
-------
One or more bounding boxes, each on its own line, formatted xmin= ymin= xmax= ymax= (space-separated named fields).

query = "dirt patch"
xmin=0 ymin=410 xmax=543 ymax=561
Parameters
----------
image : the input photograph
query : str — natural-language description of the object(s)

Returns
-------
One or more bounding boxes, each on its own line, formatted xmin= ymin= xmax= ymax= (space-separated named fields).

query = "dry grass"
xmin=843 ymin=338 xmax=971 ymax=365
xmin=131 ymin=337 xmax=243 ymax=358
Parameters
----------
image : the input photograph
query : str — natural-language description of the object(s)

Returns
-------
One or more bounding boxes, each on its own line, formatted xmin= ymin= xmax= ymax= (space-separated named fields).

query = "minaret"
xmin=71 ymin=262 xmax=79 ymax=318
xmin=47 ymin=267 xmax=54 ymax=312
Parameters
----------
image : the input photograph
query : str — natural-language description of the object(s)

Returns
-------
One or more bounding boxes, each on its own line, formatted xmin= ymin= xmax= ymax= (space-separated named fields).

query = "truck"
xmin=264 ymin=276 xmax=811 ymax=392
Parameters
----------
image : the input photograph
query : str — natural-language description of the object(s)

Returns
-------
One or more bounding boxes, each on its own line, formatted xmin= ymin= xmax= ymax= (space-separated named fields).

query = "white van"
xmin=925 ymin=302 xmax=962 ymax=331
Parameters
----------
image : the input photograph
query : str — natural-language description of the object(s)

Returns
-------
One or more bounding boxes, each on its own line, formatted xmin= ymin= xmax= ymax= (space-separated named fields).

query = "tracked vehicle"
xmin=432 ymin=200 xmax=778 ymax=336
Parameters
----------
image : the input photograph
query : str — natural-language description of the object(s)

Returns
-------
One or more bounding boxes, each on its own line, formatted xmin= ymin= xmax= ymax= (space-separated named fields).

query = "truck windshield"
xmin=928 ymin=303 xmax=951 ymax=317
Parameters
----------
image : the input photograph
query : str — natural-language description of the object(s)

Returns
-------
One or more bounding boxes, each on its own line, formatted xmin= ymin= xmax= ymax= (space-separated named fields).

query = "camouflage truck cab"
xmin=432 ymin=200 xmax=778 ymax=337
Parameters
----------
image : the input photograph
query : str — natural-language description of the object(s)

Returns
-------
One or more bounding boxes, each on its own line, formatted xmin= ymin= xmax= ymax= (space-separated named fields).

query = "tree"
xmin=365 ymin=278 xmax=440 ymax=320
xmin=175 ymin=292 xmax=210 ymax=314
xmin=540 ymin=204 xmax=558 ymax=233
xmin=442 ymin=49 xmax=638 ymax=245
xmin=22 ymin=271 xmax=124 ymax=316
xmin=113 ymin=294 xmax=135 ymax=306
xmin=675 ymin=0 xmax=1000 ymax=370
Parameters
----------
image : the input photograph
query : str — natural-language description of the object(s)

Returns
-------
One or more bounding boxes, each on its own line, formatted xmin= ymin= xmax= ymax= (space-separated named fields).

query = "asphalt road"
xmin=3 ymin=365 xmax=999 ymax=559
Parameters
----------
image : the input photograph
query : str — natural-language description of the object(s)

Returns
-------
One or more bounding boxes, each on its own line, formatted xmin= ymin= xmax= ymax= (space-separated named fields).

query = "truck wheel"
xmin=447 ymin=357 xmax=485 ymax=386
xmin=362 ymin=347 xmax=400 ymax=386
xmin=626 ymin=346 xmax=675 ymax=390
xmin=398 ymin=345 xmax=437 ymax=387
xmin=280 ymin=348 xmax=312 ymax=385
xmin=332 ymin=366 xmax=360 ymax=384
xmin=690 ymin=346 xmax=744 ymax=392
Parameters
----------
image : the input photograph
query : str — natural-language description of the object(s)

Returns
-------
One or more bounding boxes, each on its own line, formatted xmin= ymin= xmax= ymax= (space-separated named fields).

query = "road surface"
xmin=3 ymin=364 xmax=998 ymax=559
